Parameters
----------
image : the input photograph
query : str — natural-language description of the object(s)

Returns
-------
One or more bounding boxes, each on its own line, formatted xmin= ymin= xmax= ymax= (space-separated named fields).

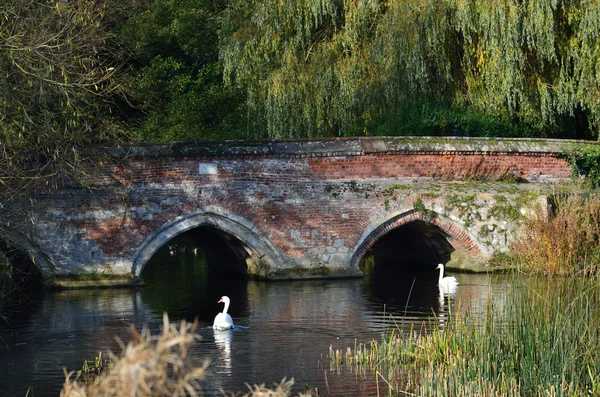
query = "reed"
xmin=330 ymin=277 xmax=600 ymax=396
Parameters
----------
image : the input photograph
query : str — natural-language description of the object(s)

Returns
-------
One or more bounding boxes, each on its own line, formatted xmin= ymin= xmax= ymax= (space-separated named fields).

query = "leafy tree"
xmin=0 ymin=0 xmax=134 ymax=202
xmin=123 ymin=0 xmax=247 ymax=142
xmin=220 ymin=0 xmax=600 ymax=140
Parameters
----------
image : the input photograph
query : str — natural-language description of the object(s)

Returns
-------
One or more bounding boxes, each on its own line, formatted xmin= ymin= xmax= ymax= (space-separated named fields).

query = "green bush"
xmin=562 ymin=144 xmax=600 ymax=188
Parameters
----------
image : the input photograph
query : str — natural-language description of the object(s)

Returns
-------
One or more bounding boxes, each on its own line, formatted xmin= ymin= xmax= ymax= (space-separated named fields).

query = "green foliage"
xmin=562 ymin=143 xmax=600 ymax=187
xmin=220 ymin=0 xmax=384 ymax=138
xmin=370 ymin=99 xmax=536 ymax=137
xmin=122 ymin=0 xmax=247 ymax=141
xmin=220 ymin=0 xmax=600 ymax=139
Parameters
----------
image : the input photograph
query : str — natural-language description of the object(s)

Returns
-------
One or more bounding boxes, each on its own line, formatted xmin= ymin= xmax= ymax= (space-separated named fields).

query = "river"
xmin=0 ymin=243 xmax=511 ymax=396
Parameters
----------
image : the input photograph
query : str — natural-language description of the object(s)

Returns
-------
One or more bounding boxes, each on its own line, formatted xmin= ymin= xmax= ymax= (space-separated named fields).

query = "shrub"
xmin=370 ymin=99 xmax=536 ymax=138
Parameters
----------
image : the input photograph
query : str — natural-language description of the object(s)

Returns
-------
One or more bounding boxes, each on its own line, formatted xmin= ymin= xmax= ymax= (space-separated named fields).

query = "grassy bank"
xmin=330 ymin=277 xmax=600 ymax=396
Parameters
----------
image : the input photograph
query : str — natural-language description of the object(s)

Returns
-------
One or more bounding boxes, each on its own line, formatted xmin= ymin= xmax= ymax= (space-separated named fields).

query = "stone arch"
xmin=0 ymin=229 xmax=54 ymax=279
xmin=131 ymin=206 xmax=282 ymax=277
xmin=349 ymin=209 xmax=488 ymax=268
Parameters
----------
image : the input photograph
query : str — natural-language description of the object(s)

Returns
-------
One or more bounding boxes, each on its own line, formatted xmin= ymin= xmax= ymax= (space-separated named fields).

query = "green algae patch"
xmin=268 ymin=266 xmax=362 ymax=280
xmin=49 ymin=273 xmax=143 ymax=289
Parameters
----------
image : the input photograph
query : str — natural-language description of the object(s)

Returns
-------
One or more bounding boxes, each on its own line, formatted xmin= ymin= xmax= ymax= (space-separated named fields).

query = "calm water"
xmin=0 ymin=246 xmax=511 ymax=396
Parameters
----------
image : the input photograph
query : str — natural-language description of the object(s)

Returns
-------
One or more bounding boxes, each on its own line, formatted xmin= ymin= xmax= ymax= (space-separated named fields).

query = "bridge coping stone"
xmin=104 ymin=137 xmax=592 ymax=158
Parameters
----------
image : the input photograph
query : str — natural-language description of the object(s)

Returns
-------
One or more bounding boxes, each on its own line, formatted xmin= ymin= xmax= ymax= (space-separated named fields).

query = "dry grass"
xmin=61 ymin=313 xmax=207 ymax=397
xmin=225 ymin=378 xmax=314 ymax=397
xmin=512 ymin=186 xmax=600 ymax=276
xmin=60 ymin=314 xmax=314 ymax=397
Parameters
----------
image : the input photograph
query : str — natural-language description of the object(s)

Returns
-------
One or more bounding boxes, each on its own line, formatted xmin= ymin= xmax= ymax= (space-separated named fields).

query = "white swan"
xmin=436 ymin=263 xmax=459 ymax=288
xmin=213 ymin=296 xmax=235 ymax=330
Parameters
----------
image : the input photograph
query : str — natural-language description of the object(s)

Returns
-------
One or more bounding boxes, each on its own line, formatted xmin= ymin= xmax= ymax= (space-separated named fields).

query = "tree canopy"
xmin=220 ymin=0 xmax=600 ymax=139
xmin=122 ymin=0 xmax=247 ymax=141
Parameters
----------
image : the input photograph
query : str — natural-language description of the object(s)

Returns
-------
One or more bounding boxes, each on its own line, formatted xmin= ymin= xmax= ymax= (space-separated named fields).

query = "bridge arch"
xmin=349 ymin=209 xmax=487 ymax=269
xmin=131 ymin=206 xmax=282 ymax=277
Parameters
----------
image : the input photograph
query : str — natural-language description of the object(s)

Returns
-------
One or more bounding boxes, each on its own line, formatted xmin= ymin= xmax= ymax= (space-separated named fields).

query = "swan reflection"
xmin=438 ymin=283 xmax=458 ymax=330
xmin=213 ymin=329 xmax=232 ymax=374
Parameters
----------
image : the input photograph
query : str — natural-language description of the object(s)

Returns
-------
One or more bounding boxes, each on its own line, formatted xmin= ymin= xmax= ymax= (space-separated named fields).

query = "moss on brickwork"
xmin=246 ymin=258 xmax=271 ymax=279
xmin=380 ymin=137 xmax=570 ymax=154
xmin=413 ymin=197 xmax=437 ymax=220
xmin=444 ymin=193 xmax=481 ymax=227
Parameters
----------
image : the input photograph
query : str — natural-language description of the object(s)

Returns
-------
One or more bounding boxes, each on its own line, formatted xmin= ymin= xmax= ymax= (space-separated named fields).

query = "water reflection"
xmin=213 ymin=330 xmax=232 ymax=374
xmin=0 ymin=249 xmax=512 ymax=397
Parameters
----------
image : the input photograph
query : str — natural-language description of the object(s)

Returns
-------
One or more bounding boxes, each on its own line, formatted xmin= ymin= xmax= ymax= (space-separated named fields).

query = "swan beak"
xmin=218 ymin=298 xmax=223 ymax=303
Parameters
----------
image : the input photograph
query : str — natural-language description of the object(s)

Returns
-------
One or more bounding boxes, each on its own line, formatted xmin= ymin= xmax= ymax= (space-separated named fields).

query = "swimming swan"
xmin=436 ymin=263 xmax=459 ymax=288
xmin=213 ymin=296 xmax=235 ymax=330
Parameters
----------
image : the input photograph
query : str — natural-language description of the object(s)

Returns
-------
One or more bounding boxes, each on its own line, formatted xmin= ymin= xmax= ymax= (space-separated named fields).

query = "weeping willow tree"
xmin=220 ymin=0 xmax=600 ymax=139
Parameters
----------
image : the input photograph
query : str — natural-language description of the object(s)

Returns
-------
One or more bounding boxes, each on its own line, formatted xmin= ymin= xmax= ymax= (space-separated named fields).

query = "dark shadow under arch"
xmin=349 ymin=209 xmax=484 ymax=269
xmin=0 ymin=236 xmax=44 ymax=316
xmin=131 ymin=207 xmax=282 ymax=277
xmin=0 ymin=230 xmax=54 ymax=279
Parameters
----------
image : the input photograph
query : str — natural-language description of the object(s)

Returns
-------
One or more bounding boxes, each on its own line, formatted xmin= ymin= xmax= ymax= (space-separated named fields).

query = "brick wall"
xmin=8 ymin=137 xmax=586 ymax=280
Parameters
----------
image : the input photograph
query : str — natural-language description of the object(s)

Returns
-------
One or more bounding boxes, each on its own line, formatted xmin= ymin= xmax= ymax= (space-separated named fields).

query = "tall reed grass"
xmin=512 ymin=186 xmax=600 ymax=276
xmin=330 ymin=277 xmax=600 ymax=396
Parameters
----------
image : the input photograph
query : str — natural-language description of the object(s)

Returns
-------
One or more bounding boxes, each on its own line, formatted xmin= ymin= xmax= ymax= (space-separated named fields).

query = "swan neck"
xmin=438 ymin=265 xmax=444 ymax=283
xmin=222 ymin=300 xmax=230 ymax=315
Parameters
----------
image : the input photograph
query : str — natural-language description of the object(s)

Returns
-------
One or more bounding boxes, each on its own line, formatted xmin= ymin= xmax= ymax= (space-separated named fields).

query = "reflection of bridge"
xmin=2 ymin=137 xmax=581 ymax=284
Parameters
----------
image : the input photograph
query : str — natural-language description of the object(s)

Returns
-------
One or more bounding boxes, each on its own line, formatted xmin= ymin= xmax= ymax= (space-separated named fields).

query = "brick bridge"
xmin=1 ymin=137 xmax=583 ymax=285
